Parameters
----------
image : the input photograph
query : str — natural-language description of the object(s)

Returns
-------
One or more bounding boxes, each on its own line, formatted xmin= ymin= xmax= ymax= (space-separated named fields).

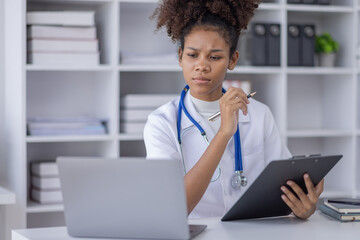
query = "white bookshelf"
xmin=3 ymin=0 xmax=360 ymax=235
xmin=0 ymin=187 xmax=15 ymax=206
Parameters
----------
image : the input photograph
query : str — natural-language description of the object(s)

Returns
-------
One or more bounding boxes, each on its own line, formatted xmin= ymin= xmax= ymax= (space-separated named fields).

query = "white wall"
xmin=0 ymin=1 xmax=6 ymax=239
xmin=0 ymin=0 xmax=5 ymax=185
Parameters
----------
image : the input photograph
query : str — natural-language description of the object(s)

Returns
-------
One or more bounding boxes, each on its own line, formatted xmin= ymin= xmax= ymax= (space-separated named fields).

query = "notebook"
xmin=57 ymin=157 xmax=206 ymax=239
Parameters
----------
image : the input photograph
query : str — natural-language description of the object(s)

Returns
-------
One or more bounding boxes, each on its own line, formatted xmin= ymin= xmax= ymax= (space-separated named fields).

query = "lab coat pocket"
xmin=242 ymin=149 xmax=265 ymax=184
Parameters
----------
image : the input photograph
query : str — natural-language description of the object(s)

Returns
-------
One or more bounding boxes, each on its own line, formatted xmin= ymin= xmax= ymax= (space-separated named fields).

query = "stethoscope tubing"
xmin=177 ymin=85 xmax=244 ymax=173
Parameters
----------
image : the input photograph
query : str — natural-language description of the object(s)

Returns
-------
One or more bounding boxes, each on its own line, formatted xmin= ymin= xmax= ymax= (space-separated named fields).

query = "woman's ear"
xmin=178 ymin=47 xmax=183 ymax=67
xmin=228 ymin=50 xmax=239 ymax=70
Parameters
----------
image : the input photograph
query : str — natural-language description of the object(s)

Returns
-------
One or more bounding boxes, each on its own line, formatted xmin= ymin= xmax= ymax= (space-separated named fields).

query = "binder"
xmin=316 ymin=0 xmax=330 ymax=4
xmin=267 ymin=24 xmax=281 ymax=66
xmin=301 ymin=25 xmax=315 ymax=66
xmin=287 ymin=0 xmax=302 ymax=3
xmin=251 ymin=23 xmax=267 ymax=66
xmin=287 ymin=24 xmax=301 ymax=66
xmin=302 ymin=0 xmax=315 ymax=3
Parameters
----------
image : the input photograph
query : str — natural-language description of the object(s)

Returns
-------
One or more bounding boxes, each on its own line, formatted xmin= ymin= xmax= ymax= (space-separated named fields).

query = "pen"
xmin=208 ymin=92 xmax=257 ymax=122
xmin=328 ymin=200 xmax=360 ymax=206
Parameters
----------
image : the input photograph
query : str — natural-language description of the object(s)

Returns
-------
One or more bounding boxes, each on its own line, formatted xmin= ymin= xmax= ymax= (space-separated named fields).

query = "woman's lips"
xmin=192 ymin=77 xmax=210 ymax=84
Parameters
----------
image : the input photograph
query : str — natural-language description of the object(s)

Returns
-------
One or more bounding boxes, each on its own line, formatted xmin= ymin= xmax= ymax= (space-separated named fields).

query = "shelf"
xmin=26 ymin=65 xmax=114 ymax=72
xmin=119 ymin=133 xmax=143 ymax=141
xmin=287 ymin=67 xmax=353 ymax=75
xmin=258 ymin=3 xmax=281 ymax=10
xmin=27 ymin=201 xmax=63 ymax=213
xmin=287 ymin=129 xmax=353 ymax=138
xmin=26 ymin=135 xmax=114 ymax=143
xmin=0 ymin=187 xmax=16 ymax=205
xmin=231 ymin=66 xmax=281 ymax=74
xmin=119 ymin=64 xmax=181 ymax=72
xmin=286 ymin=5 xmax=353 ymax=13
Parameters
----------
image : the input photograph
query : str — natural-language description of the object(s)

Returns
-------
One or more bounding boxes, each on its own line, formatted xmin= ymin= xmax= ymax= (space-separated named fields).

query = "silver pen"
xmin=208 ymin=92 xmax=257 ymax=122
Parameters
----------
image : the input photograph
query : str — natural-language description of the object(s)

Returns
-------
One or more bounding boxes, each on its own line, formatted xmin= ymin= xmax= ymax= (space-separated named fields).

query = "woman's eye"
xmin=210 ymin=56 xmax=222 ymax=60
xmin=187 ymin=53 xmax=197 ymax=58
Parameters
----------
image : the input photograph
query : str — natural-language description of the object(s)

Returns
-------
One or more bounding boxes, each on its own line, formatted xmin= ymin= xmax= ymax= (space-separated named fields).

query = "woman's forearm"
xmin=184 ymin=130 xmax=232 ymax=214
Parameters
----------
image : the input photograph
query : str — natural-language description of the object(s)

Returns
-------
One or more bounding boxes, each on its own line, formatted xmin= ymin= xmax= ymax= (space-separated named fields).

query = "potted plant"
xmin=315 ymin=32 xmax=339 ymax=67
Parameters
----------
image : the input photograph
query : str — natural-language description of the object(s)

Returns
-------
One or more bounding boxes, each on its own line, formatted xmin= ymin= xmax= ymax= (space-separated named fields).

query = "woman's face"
xmin=179 ymin=29 xmax=238 ymax=101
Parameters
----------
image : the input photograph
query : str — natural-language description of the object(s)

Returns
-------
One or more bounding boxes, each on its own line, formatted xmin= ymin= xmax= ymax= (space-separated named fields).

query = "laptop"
xmin=57 ymin=157 xmax=206 ymax=239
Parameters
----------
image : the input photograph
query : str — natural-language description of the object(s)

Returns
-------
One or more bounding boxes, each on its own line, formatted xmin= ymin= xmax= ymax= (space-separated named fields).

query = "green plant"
xmin=315 ymin=32 xmax=339 ymax=54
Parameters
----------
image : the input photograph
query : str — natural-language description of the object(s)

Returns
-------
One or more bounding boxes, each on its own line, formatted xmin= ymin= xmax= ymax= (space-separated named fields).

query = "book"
xmin=28 ymin=39 xmax=98 ymax=52
xmin=27 ymin=25 xmax=96 ymax=40
xmin=120 ymin=122 xmax=146 ymax=133
xmin=28 ymin=52 xmax=99 ymax=66
xmin=27 ymin=11 xmax=95 ymax=27
xmin=120 ymin=51 xmax=178 ymax=65
xmin=31 ymin=161 xmax=58 ymax=177
xmin=120 ymin=94 xmax=177 ymax=109
xmin=31 ymin=176 xmax=61 ymax=191
xmin=324 ymin=198 xmax=360 ymax=214
xmin=120 ymin=109 xmax=154 ymax=122
xmin=31 ymin=188 xmax=63 ymax=204
xmin=319 ymin=204 xmax=360 ymax=222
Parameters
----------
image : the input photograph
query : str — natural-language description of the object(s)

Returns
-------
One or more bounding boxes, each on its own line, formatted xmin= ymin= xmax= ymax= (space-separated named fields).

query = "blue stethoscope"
xmin=176 ymin=85 xmax=247 ymax=189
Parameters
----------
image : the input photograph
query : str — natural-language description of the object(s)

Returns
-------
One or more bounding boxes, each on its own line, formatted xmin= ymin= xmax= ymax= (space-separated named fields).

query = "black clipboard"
xmin=221 ymin=154 xmax=342 ymax=221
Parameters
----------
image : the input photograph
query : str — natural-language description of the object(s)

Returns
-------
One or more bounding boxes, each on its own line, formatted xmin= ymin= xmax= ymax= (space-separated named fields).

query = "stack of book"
xmin=120 ymin=94 xmax=177 ymax=133
xmin=120 ymin=51 xmax=178 ymax=65
xmin=27 ymin=117 xmax=108 ymax=136
xmin=30 ymin=160 xmax=62 ymax=204
xmin=26 ymin=11 xmax=99 ymax=66
xmin=319 ymin=198 xmax=360 ymax=222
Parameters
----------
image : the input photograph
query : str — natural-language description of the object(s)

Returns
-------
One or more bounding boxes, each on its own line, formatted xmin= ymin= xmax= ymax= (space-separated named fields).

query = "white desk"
xmin=12 ymin=211 xmax=360 ymax=240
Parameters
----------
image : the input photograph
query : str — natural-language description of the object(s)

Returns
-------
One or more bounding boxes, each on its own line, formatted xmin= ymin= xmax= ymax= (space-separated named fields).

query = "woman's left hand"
xmin=280 ymin=174 xmax=324 ymax=219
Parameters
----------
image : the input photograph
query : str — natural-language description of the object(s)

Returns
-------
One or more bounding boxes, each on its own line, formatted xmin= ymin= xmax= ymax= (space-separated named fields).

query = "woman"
xmin=144 ymin=0 xmax=323 ymax=219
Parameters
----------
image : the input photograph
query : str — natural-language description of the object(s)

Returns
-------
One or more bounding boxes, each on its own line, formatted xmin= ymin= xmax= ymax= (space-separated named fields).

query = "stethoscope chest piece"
xmin=231 ymin=171 xmax=247 ymax=189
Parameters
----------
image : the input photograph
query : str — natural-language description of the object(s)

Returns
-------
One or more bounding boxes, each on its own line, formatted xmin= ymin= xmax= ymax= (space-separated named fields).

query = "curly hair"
xmin=152 ymin=0 xmax=259 ymax=56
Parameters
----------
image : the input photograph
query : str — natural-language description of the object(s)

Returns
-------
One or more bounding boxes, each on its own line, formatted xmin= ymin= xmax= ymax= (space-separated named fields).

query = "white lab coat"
xmin=143 ymin=92 xmax=292 ymax=218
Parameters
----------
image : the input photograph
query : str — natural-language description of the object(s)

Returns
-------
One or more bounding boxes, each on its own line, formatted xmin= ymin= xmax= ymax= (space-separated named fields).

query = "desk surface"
xmin=12 ymin=211 xmax=360 ymax=240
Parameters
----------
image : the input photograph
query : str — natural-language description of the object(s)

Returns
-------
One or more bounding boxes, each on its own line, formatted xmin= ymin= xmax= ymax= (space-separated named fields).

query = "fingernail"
xmin=281 ymin=186 xmax=286 ymax=191
xmin=304 ymin=174 xmax=309 ymax=179
xmin=281 ymin=195 xmax=286 ymax=200
xmin=287 ymin=181 xmax=292 ymax=186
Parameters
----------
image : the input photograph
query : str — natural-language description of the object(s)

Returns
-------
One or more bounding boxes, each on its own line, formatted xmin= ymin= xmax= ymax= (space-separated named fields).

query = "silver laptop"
xmin=57 ymin=157 xmax=206 ymax=239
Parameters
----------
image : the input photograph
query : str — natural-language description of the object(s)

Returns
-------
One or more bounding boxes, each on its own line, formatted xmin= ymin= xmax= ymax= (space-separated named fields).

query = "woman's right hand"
xmin=218 ymin=87 xmax=249 ymax=138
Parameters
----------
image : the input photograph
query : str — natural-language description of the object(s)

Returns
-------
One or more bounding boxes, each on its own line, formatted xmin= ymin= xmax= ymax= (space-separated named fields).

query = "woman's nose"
xmin=195 ymin=57 xmax=210 ymax=72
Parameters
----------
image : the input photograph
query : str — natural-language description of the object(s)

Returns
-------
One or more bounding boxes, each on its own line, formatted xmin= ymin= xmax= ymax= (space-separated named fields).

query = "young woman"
xmin=144 ymin=0 xmax=324 ymax=219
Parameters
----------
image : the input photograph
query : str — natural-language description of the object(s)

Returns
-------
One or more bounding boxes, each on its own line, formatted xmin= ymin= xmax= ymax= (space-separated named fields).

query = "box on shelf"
xmin=30 ymin=188 xmax=63 ymax=204
xmin=31 ymin=161 xmax=59 ymax=177
xmin=27 ymin=117 xmax=108 ymax=136
xmin=27 ymin=25 xmax=96 ymax=40
xmin=26 ymin=11 xmax=95 ymax=27
xmin=120 ymin=122 xmax=146 ymax=134
xmin=120 ymin=94 xmax=177 ymax=134
xmin=28 ymin=39 xmax=98 ymax=52
xmin=223 ymin=80 xmax=252 ymax=95
xmin=31 ymin=176 xmax=61 ymax=191
xmin=120 ymin=94 xmax=177 ymax=109
xmin=26 ymin=11 xmax=100 ymax=66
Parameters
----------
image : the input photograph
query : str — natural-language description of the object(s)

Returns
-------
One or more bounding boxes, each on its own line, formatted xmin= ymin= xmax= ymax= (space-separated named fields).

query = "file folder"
xmin=251 ymin=23 xmax=267 ymax=66
xmin=287 ymin=24 xmax=301 ymax=66
xmin=301 ymin=25 xmax=315 ymax=66
xmin=267 ymin=24 xmax=281 ymax=66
